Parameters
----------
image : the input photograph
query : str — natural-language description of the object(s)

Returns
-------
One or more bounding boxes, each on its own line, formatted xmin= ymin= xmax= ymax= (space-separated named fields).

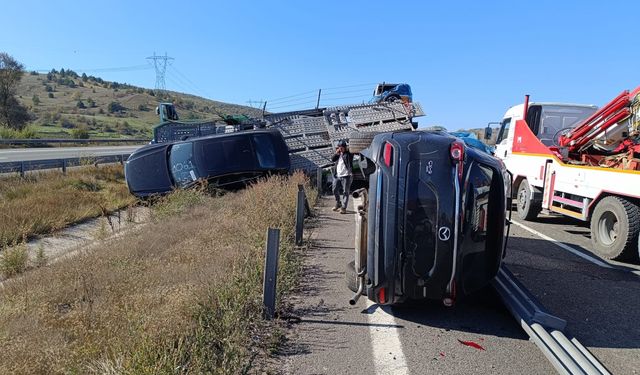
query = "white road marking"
xmin=367 ymin=301 xmax=409 ymax=374
xmin=511 ymin=220 xmax=614 ymax=269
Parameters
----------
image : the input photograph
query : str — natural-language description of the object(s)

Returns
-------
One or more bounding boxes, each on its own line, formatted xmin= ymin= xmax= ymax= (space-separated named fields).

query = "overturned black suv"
xmin=125 ymin=129 xmax=290 ymax=197
xmin=347 ymin=130 xmax=511 ymax=306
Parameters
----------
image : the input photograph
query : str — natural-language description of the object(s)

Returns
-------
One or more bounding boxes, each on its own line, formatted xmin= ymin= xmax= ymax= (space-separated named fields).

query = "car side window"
xmin=198 ymin=136 xmax=255 ymax=173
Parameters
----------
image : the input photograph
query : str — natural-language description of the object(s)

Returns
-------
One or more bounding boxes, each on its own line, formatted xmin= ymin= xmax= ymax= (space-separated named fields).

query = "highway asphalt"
xmin=0 ymin=145 xmax=143 ymax=162
xmin=281 ymin=198 xmax=639 ymax=374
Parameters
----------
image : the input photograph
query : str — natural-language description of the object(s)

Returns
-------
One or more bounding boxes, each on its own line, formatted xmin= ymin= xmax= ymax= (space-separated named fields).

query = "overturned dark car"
xmin=124 ymin=129 xmax=290 ymax=197
xmin=347 ymin=130 xmax=511 ymax=306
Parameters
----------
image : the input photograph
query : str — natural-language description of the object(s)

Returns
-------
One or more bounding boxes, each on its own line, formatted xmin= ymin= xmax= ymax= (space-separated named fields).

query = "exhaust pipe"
xmin=349 ymin=269 xmax=366 ymax=305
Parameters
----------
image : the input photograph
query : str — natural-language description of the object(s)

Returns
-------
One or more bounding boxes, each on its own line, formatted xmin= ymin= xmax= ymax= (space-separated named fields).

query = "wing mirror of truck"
xmin=484 ymin=126 xmax=493 ymax=140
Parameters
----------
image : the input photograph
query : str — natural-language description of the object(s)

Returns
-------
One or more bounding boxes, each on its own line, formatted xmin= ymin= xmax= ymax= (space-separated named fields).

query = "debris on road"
xmin=457 ymin=339 xmax=486 ymax=351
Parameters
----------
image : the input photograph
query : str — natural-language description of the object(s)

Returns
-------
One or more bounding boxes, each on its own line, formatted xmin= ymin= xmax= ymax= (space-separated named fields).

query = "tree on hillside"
xmin=0 ymin=53 xmax=30 ymax=130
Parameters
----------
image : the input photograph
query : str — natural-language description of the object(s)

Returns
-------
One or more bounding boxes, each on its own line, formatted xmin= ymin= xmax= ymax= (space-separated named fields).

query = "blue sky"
xmin=2 ymin=0 xmax=639 ymax=129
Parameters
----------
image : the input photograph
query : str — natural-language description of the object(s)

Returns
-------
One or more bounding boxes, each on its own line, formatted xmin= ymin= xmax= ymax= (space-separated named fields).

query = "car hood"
xmin=125 ymin=144 xmax=173 ymax=196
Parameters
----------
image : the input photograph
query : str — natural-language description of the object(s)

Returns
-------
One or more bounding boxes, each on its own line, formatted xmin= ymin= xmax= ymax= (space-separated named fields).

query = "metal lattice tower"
xmin=146 ymin=52 xmax=174 ymax=96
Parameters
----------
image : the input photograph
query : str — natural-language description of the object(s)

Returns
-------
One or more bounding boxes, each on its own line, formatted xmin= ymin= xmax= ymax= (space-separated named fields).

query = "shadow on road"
xmin=506 ymin=236 xmax=640 ymax=350
xmin=380 ymin=286 xmax=529 ymax=341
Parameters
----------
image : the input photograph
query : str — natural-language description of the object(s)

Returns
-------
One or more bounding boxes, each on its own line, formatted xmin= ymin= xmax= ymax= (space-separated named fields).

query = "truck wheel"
xmin=590 ymin=196 xmax=640 ymax=261
xmin=348 ymin=132 xmax=377 ymax=154
xmin=385 ymin=95 xmax=400 ymax=103
xmin=345 ymin=260 xmax=366 ymax=295
xmin=516 ymin=180 xmax=541 ymax=221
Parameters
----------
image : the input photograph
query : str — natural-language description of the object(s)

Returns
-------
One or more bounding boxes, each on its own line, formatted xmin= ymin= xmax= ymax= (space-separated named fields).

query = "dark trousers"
xmin=332 ymin=175 xmax=353 ymax=209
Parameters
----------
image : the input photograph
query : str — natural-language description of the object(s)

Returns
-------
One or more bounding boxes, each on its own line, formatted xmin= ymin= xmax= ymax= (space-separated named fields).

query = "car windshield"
xmin=252 ymin=133 xmax=278 ymax=168
xmin=168 ymin=142 xmax=201 ymax=187
xmin=538 ymin=105 xmax=597 ymax=146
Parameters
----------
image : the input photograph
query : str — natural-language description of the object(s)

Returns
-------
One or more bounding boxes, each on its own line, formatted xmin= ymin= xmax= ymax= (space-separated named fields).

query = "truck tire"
xmin=590 ymin=196 xmax=640 ymax=261
xmin=385 ymin=94 xmax=400 ymax=103
xmin=348 ymin=132 xmax=377 ymax=154
xmin=516 ymin=180 xmax=541 ymax=221
xmin=345 ymin=260 xmax=366 ymax=295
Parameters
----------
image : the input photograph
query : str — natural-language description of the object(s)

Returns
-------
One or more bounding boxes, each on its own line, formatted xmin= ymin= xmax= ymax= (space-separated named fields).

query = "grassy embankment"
xmin=0 ymin=165 xmax=135 ymax=249
xmin=0 ymin=173 xmax=315 ymax=374
xmin=12 ymin=71 xmax=262 ymax=140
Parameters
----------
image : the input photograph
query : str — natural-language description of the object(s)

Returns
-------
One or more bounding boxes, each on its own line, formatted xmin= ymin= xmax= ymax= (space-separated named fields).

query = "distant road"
xmin=0 ymin=145 xmax=144 ymax=162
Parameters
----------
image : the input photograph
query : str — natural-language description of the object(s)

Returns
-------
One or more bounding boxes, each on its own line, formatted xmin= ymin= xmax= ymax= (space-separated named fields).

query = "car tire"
xmin=345 ymin=260 xmax=366 ymax=295
xmin=385 ymin=95 xmax=400 ymax=103
xmin=590 ymin=196 xmax=640 ymax=261
xmin=516 ymin=180 xmax=541 ymax=221
xmin=348 ymin=132 xmax=377 ymax=154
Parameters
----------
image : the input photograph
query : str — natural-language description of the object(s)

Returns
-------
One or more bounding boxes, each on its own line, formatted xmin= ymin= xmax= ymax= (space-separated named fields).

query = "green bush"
xmin=0 ymin=245 xmax=29 ymax=278
xmin=108 ymin=101 xmax=125 ymax=113
xmin=0 ymin=126 xmax=37 ymax=139
xmin=71 ymin=127 xmax=90 ymax=139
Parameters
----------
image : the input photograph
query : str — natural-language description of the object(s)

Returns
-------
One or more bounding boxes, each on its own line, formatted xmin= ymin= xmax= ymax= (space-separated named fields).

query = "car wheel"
xmin=590 ymin=196 xmax=640 ymax=261
xmin=516 ymin=180 xmax=541 ymax=221
xmin=348 ymin=131 xmax=377 ymax=154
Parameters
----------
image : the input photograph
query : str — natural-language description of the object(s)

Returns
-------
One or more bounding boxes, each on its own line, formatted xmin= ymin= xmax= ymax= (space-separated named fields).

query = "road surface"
xmin=280 ymin=197 xmax=639 ymax=374
xmin=0 ymin=145 xmax=143 ymax=162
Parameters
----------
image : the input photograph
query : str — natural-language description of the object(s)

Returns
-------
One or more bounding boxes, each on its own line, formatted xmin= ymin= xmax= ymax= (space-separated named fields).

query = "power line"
xmin=166 ymin=69 xmax=201 ymax=97
xmin=168 ymin=65 xmax=211 ymax=99
xmin=320 ymin=82 xmax=377 ymax=91
xmin=264 ymin=89 xmax=318 ymax=103
xmin=267 ymin=100 xmax=318 ymax=111
xmin=29 ymin=64 xmax=153 ymax=74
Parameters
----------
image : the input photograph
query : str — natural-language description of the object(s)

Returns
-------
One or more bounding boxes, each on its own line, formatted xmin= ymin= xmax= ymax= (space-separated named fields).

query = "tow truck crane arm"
xmin=559 ymin=87 xmax=640 ymax=154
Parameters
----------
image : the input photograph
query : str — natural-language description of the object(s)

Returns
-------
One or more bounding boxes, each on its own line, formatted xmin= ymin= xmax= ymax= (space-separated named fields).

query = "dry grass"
xmin=0 ymin=165 xmax=135 ymax=248
xmin=0 ymin=172 xmax=316 ymax=374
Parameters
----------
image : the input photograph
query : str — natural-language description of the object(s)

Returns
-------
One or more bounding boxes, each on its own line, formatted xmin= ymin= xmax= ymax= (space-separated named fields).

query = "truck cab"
xmin=495 ymin=102 xmax=598 ymax=160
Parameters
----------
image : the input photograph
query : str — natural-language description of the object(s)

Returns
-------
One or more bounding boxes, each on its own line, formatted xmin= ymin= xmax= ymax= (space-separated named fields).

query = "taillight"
xmin=450 ymin=141 xmax=464 ymax=161
xmin=383 ymin=142 xmax=394 ymax=167
xmin=378 ymin=287 xmax=386 ymax=304
xmin=450 ymin=141 xmax=465 ymax=180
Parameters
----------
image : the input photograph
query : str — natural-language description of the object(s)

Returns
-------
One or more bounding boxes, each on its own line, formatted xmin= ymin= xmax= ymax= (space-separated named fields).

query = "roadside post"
xmin=295 ymin=185 xmax=309 ymax=245
xmin=263 ymin=227 xmax=280 ymax=320
xmin=316 ymin=168 xmax=323 ymax=195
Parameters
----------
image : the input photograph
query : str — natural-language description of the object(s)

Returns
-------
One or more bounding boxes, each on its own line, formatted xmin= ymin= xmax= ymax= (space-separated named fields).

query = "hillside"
xmin=13 ymin=70 xmax=263 ymax=139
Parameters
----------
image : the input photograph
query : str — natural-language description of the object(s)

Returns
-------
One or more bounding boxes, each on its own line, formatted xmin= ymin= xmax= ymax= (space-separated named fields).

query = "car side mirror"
xmin=484 ymin=126 xmax=493 ymax=140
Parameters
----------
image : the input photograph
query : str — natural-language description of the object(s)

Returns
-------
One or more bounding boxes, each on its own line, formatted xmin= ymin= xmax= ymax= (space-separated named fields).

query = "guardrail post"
xmin=20 ymin=161 xmax=25 ymax=178
xmin=295 ymin=185 xmax=309 ymax=246
xmin=263 ymin=228 xmax=280 ymax=320
xmin=316 ymin=168 xmax=323 ymax=195
xmin=61 ymin=159 xmax=67 ymax=175
xmin=298 ymin=184 xmax=311 ymax=217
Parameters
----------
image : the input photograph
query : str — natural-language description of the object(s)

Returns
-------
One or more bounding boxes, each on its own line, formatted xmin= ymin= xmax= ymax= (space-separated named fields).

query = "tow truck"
xmin=494 ymin=88 xmax=640 ymax=261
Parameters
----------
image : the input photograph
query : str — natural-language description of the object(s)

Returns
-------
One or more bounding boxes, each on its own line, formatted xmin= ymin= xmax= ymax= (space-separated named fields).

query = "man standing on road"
xmin=331 ymin=140 xmax=353 ymax=214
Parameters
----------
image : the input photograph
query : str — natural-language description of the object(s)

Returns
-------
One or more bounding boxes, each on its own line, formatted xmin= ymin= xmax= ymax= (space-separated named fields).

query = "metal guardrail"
xmin=0 ymin=154 xmax=131 ymax=176
xmin=0 ymin=138 xmax=149 ymax=145
xmin=493 ymin=266 xmax=611 ymax=375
